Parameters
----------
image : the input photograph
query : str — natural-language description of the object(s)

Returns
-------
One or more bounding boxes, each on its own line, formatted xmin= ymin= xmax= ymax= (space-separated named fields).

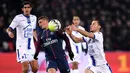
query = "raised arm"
xmin=69 ymin=33 xmax=83 ymax=43
xmin=71 ymin=25 xmax=94 ymax=38
xmin=77 ymin=28 xmax=94 ymax=38
xmin=65 ymin=26 xmax=84 ymax=43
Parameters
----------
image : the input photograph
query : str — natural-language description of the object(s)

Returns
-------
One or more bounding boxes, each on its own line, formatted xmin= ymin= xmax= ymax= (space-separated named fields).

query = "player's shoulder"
xmin=30 ymin=14 xmax=37 ymax=18
xmin=14 ymin=14 xmax=23 ymax=19
xmin=96 ymin=32 xmax=102 ymax=34
xmin=94 ymin=32 xmax=103 ymax=40
xmin=94 ymin=32 xmax=103 ymax=35
xmin=78 ymin=25 xmax=85 ymax=30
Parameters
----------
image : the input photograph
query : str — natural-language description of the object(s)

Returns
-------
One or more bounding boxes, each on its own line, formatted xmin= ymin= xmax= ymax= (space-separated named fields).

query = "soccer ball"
xmin=48 ymin=19 xmax=61 ymax=32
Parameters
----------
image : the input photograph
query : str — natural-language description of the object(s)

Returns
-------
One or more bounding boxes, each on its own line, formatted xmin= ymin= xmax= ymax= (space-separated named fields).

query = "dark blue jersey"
xmin=35 ymin=29 xmax=72 ymax=59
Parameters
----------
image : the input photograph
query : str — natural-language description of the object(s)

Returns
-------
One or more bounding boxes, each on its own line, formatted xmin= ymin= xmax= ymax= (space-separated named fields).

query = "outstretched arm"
xmin=56 ymin=29 xmax=74 ymax=60
xmin=77 ymin=28 xmax=94 ymax=38
xmin=71 ymin=25 xmax=94 ymax=38
xmin=65 ymin=26 xmax=84 ymax=43
xmin=56 ymin=29 xmax=71 ymax=52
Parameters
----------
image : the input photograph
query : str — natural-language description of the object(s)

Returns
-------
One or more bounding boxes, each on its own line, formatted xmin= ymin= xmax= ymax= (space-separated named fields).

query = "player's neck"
xmin=45 ymin=26 xmax=48 ymax=30
xmin=92 ymin=30 xmax=100 ymax=33
xmin=74 ymin=24 xmax=79 ymax=27
xmin=23 ymin=13 xmax=30 ymax=17
xmin=45 ymin=27 xmax=48 ymax=30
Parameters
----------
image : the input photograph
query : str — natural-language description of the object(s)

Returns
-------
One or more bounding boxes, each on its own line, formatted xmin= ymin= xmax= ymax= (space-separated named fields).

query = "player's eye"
xmin=39 ymin=22 xmax=41 ymax=24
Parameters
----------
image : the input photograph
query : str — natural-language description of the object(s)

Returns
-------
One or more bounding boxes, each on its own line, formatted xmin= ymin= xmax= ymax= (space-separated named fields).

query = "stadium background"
xmin=0 ymin=0 xmax=130 ymax=73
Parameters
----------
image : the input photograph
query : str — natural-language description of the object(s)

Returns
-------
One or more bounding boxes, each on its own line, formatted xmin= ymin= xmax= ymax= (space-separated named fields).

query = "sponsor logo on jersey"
xmin=44 ymin=38 xmax=58 ymax=47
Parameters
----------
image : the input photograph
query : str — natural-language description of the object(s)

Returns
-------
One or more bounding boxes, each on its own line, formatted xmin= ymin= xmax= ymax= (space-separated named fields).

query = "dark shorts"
xmin=46 ymin=57 xmax=70 ymax=73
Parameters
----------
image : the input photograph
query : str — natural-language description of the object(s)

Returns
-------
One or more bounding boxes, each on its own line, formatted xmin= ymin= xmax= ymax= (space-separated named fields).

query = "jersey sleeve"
xmin=93 ymin=32 xmax=103 ymax=41
xmin=56 ymin=30 xmax=72 ymax=52
xmin=34 ymin=31 xmax=43 ymax=59
xmin=33 ymin=16 xmax=37 ymax=30
xmin=9 ymin=16 xmax=19 ymax=29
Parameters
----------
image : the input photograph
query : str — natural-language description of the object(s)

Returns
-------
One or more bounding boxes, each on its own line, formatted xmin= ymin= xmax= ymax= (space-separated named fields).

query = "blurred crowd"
xmin=0 ymin=0 xmax=130 ymax=52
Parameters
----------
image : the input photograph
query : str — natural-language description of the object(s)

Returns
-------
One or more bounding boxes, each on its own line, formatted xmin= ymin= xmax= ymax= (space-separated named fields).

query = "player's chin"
xmin=25 ymin=12 xmax=30 ymax=15
xmin=90 ymin=29 xmax=93 ymax=32
xmin=41 ymin=27 xmax=45 ymax=29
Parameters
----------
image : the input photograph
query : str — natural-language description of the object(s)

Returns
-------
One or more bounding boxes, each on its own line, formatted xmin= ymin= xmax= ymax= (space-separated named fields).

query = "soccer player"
xmin=6 ymin=1 xmax=38 ymax=73
xmin=63 ymin=16 xmax=89 ymax=73
xmin=66 ymin=20 xmax=112 ymax=73
xmin=34 ymin=16 xmax=74 ymax=73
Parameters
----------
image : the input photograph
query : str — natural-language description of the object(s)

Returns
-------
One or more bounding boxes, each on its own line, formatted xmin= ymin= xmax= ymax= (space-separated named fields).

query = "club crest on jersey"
xmin=23 ymin=25 xmax=33 ymax=38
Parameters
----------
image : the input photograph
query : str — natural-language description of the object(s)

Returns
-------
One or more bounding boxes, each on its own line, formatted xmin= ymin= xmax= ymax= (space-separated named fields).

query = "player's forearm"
xmin=64 ymin=34 xmax=72 ymax=52
xmin=77 ymin=28 xmax=94 ymax=38
xmin=34 ymin=39 xmax=41 ymax=60
xmin=69 ymin=34 xmax=81 ymax=43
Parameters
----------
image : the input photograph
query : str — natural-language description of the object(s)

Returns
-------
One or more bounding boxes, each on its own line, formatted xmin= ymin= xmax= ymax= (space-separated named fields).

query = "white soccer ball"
xmin=48 ymin=19 xmax=61 ymax=32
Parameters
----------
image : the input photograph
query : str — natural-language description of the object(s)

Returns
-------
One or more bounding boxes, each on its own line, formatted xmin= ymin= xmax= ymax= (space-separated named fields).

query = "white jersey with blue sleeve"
xmin=9 ymin=14 xmax=37 ymax=63
xmin=83 ymin=32 xmax=112 ymax=73
xmin=83 ymin=32 xmax=107 ymax=66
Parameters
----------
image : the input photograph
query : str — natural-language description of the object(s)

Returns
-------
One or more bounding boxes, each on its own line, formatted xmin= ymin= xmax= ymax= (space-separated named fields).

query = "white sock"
xmin=28 ymin=71 xmax=33 ymax=73
xmin=70 ymin=69 xmax=74 ymax=73
xmin=70 ymin=69 xmax=79 ymax=73
xmin=73 ymin=69 xmax=79 ymax=73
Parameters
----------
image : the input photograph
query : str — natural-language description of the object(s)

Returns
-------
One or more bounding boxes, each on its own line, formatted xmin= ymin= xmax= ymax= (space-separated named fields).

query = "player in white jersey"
xmin=6 ymin=1 xmax=38 ymax=73
xmin=63 ymin=16 xmax=90 ymax=73
xmin=66 ymin=20 xmax=112 ymax=73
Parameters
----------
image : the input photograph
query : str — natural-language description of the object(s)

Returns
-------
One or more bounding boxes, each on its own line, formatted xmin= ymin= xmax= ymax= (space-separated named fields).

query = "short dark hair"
xmin=22 ymin=1 xmax=32 ymax=8
xmin=93 ymin=19 xmax=104 ymax=28
xmin=97 ymin=20 xmax=104 ymax=28
xmin=73 ymin=15 xmax=80 ymax=19
xmin=38 ymin=16 xmax=49 ymax=21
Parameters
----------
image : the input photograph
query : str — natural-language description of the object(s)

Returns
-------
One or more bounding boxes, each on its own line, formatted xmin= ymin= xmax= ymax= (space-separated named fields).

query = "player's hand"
xmin=71 ymin=25 xmax=78 ymax=31
xmin=34 ymin=53 xmax=38 ymax=60
xmin=8 ymin=31 xmax=14 ymax=38
xmin=65 ymin=26 xmax=72 ymax=35
xmin=69 ymin=51 xmax=74 ymax=61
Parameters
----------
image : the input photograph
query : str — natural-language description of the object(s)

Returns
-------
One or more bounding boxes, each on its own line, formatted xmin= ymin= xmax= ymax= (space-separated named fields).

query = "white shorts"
xmin=16 ymin=47 xmax=35 ymax=63
xmin=86 ymin=64 xmax=112 ymax=73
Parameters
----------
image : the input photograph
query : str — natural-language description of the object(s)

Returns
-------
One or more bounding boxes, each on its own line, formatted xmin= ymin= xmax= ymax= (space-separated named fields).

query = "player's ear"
xmin=98 ymin=25 xmax=101 ymax=29
xmin=21 ymin=8 xmax=24 ymax=12
xmin=30 ymin=7 xmax=32 ymax=11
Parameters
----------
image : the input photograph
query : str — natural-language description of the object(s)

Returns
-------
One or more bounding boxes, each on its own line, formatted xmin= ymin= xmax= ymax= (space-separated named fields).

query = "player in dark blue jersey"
xmin=34 ymin=16 xmax=74 ymax=73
